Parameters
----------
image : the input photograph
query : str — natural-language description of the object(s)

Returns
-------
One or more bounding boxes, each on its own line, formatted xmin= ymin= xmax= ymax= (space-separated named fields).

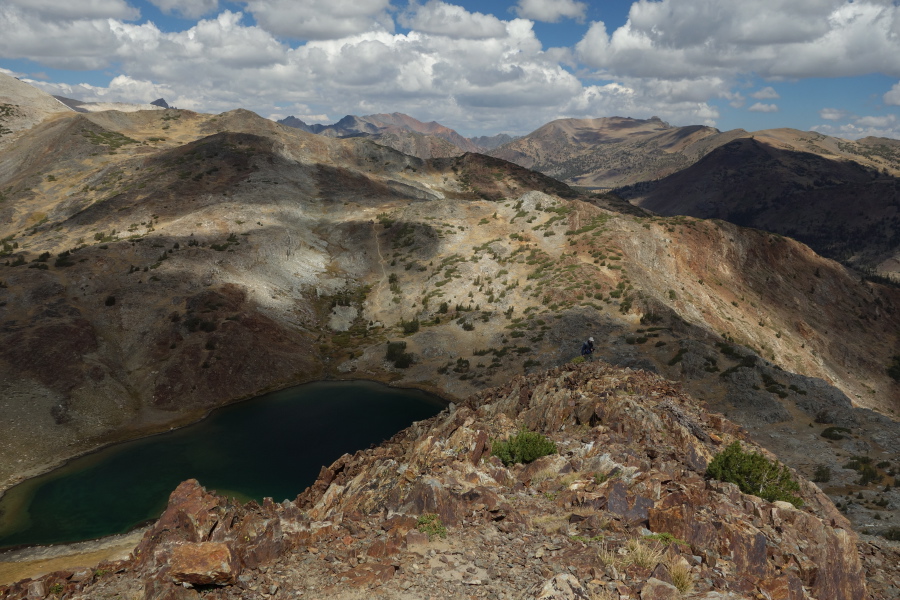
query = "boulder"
xmin=169 ymin=542 xmax=240 ymax=586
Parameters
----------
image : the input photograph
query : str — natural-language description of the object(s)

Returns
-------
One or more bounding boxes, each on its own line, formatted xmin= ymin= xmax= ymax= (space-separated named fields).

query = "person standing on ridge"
xmin=580 ymin=337 xmax=594 ymax=361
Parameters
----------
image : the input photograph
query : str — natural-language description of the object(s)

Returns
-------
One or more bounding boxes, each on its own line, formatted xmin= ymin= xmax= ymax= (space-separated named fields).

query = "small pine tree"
xmin=707 ymin=441 xmax=803 ymax=507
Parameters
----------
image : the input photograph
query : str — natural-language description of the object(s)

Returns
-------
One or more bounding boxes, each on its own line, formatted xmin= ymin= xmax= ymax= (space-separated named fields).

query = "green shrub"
xmin=668 ymin=348 xmax=687 ymax=365
xmin=400 ymin=318 xmax=420 ymax=334
xmin=888 ymin=355 xmax=900 ymax=381
xmin=813 ymin=465 xmax=831 ymax=483
xmin=706 ymin=441 xmax=803 ymax=507
xmin=386 ymin=341 xmax=414 ymax=368
xmin=821 ymin=426 xmax=850 ymax=440
xmin=491 ymin=429 xmax=557 ymax=466
xmin=417 ymin=514 xmax=447 ymax=539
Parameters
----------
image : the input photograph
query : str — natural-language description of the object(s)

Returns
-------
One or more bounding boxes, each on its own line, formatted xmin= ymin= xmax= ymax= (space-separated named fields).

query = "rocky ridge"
xmin=1 ymin=362 xmax=896 ymax=599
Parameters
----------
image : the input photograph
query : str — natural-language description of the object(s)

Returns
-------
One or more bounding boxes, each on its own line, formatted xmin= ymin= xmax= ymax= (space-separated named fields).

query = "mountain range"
xmin=1 ymin=72 xmax=899 ymax=593
xmin=278 ymin=112 xmax=513 ymax=159
xmin=279 ymin=111 xmax=900 ymax=275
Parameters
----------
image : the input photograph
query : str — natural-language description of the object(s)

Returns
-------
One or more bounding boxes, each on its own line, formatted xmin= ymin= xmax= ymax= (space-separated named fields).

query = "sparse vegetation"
xmin=416 ymin=514 xmax=447 ymax=539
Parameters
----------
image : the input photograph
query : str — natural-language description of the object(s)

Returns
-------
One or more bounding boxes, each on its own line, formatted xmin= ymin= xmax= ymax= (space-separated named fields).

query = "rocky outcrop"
xmin=3 ymin=362 xmax=894 ymax=600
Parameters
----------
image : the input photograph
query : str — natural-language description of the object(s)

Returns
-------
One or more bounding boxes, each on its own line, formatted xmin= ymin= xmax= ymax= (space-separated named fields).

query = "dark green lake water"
xmin=0 ymin=380 xmax=445 ymax=550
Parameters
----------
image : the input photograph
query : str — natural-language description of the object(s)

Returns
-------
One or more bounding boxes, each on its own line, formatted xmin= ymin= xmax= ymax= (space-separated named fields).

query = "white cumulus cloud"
xmin=576 ymin=1 xmax=900 ymax=80
xmin=5 ymin=0 xmax=138 ymax=20
xmin=400 ymin=1 xmax=507 ymax=39
xmin=149 ymin=0 xmax=219 ymax=19
xmin=886 ymin=81 xmax=900 ymax=105
xmin=812 ymin=113 xmax=900 ymax=139
xmin=750 ymin=86 xmax=779 ymax=99
xmin=514 ymin=0 xmax=587 ymax=23
xmin=242 ymin=0 xmax=394 ymax=40
xmin=749 ymin=102 xmax=778 ymax=112
xmin=819 ymin=107 xmax=849 ymax=120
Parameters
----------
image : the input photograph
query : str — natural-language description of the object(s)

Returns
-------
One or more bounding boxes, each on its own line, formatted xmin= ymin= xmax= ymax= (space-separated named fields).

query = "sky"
xmin=2 ymin=0 xmax=900 ymax=139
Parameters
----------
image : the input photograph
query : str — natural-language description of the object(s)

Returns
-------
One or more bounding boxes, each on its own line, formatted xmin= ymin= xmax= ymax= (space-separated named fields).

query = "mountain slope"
xmin=0 ymin=73 xmax=72 ymax=148
xmin=488 ymin=116 xmax=745 ymax=188
xmin=622 ymin=136 xmax=900 ymax=272
xmin=3 ymin=361 xmax=894 ymax=599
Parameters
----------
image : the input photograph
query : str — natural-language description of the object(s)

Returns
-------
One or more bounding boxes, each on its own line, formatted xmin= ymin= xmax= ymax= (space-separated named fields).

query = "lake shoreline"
xmin=0 ymin=376 xmax=453 ymax=560
xmin=0 ymin=373 xmax=455 ymax=501
xmin=0 ymin=526 xmax=149 ymax=586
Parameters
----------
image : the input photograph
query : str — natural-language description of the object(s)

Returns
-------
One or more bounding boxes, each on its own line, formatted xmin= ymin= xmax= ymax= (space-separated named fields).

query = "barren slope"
xmin=622 ymin=136 xmax=900 ymax=273
xmin=0 ymin=73 xmax=72 ymax=149
xmin=488 ymin=116 xmax=744 ymax=188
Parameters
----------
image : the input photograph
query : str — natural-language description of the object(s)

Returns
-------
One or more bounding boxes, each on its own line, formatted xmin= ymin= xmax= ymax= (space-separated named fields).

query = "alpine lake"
xmin=0 ymin=380 xmax=445 ymax=549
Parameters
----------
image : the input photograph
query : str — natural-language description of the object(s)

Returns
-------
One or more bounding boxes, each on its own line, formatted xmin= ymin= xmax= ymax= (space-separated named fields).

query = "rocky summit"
xmin=2 ymin=362 xmax=897 ymax=600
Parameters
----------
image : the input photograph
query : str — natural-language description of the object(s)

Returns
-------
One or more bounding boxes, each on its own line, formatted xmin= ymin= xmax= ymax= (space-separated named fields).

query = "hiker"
xmin=580 ymin=337 xmax=594 ymax=361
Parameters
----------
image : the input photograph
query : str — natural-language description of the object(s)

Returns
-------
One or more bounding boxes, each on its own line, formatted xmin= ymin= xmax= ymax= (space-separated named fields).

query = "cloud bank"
xmin=0 ymin=0 xmax=898 ymax=138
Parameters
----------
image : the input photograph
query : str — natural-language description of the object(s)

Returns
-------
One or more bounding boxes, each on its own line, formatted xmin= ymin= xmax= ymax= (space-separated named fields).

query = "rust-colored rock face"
xmin=169 ymin=543 xmax=239 ymax=586
xmin=4 ymin=362 xmax=892 ymax=600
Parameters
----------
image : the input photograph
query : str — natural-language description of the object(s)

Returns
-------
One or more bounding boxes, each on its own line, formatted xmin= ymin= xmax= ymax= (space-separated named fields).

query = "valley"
xmin=1 ymin=73 xmax=899 ymax=596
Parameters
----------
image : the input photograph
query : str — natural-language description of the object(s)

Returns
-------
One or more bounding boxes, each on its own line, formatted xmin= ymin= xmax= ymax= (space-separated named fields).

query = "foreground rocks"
xmin=2 ymin=362 xmax=898 ymax=599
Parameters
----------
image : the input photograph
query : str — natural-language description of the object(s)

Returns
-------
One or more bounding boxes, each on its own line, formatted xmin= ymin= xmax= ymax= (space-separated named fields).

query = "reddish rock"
xmin=640 ymin=577 xmax=680 ymax=599
xmin=169 ymin=542 xmax=240 ymax=586
xmin=366 ymin=536 xmax=402 ymax=558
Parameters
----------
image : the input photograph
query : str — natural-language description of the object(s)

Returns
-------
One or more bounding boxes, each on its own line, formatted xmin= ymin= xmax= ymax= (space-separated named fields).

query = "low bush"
xmin=491 ymin=429 xmax=557 ymax=466
xmin=813 ymin=465 xmax=831 ymax=483
xmin=821 ymin=426 xmax=850 ymax=440
xmin=400 ymin=318 xmax=420 ymax=334
xmin=386 ymin=341 xmax=414 ymax=368
xmin=417 ymin=514 xmax=447 ymax=539
xmin=706 ymin=441 xmax=803 ymax=507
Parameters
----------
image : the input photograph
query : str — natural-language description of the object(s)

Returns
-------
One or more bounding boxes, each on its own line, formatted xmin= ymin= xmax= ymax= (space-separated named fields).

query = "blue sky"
xmin=2 ymin=0 xmax=900 ymax=139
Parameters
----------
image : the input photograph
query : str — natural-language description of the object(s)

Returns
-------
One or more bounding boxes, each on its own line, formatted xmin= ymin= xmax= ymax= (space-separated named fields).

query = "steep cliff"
xmin=3 ymin=362 xmax=896 ymax=599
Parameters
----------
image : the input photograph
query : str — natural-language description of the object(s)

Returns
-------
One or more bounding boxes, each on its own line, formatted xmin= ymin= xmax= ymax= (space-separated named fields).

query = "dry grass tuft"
xmin=531 ymin=514 xmax=569 ymax=535
xmin=667 ymin=558 xmax=695 ymax=595
xmin=598 ymin=538 xmax=665 ymax=570
xmin=626 ymin=538 xmax=663 ymax=569
xmin=530 ymin=466 xmax=559 ymax=484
